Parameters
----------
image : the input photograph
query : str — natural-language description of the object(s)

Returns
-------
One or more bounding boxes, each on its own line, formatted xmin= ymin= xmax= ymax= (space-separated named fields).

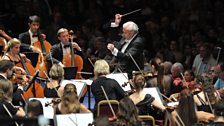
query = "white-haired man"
xmin=107 ymin=14 xmax=144 ymax=79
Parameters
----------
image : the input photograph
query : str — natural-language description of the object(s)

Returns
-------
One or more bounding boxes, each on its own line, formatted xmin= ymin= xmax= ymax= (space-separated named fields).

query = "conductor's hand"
xmin=115 ymin=14 xmax=122 ymax=25
xmin=107 ymin=43 xmax=115 ymax=52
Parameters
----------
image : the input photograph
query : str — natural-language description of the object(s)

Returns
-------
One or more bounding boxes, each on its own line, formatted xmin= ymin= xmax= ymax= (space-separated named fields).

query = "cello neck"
xmin=18 ymin=53 xmax=30 ymax=75
xmin=37 ymin=31 xmax=47 ymax=54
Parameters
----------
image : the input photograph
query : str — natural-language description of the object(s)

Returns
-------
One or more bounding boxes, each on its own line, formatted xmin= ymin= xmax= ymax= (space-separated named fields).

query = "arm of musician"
xmin=196 ymin=111 xmax=214 ymax=122
xmin=0 ymin=29 xmax=12 ymax=41
xmin=13 ymin=66 xmax=26 ymax=75
xmin=29 ymin=45 xmax=41 ymax=53
xmin=111 ymin=14 xmax=122 ymax=27
xmin=80 ymin=104 xmax=91 ymax=113
xmin=151 ymin=100 xmax=166 ymax=112
xmin=20 ymin=53 xmax=32 ymax=64
xmin=71 ymin=42 xmax=82 ymax=51
xmin=16 ymin=107 xmax=26 ymax=117
xmin=193 ymin=93 xmax=203 ymax=106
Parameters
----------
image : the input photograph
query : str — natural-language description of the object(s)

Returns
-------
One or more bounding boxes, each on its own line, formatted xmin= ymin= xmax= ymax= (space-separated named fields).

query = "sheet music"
xmin=55 ymin=113 xmax=93 ymax=126
xmin=29 ymin=98 xmax=54 ymax=119
xmin=106 ymin=73 xmax=131 ymax=91
xmin=60 ymin=80 xmax=87 ymax=98
xmin=143 ymin=87 xmax=164 ymax=105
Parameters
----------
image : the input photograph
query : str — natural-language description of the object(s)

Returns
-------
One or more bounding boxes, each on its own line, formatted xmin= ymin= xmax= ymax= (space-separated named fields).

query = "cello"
xmin=62 ymin=30 xmax=84 ymax=79
xmin=16 ymin=53 xmax=44 ymax=99
xmin=33 ymin=32 xmax=52 ymax=78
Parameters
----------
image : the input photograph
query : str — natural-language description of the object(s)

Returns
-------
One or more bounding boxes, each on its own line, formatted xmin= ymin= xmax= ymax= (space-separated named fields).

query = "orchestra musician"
xmin=0 ymin=59 xmax=26 ymax=106
xmin=54 ymin=83 xmax=90 ymax=114
xmin=44 ymin=63 xmax=64 ymax=98
xmin=0 ymin=79 xmax=26 ymax=125
xmin=113 ymin=97 xmax=142 ymax=126
xmin=2 ymin=38 xmax=31 ymax=65
xmin=91 ymin=59 xmax=125 ymax=117
xmin=18 ymin=15 xmax=42 ymax=53
xmin=129 ymin=74 xmax=166 ymax=115
xmin=45 ymin=28 xmax=84 ymax=66
xmin=170 ymin=89 xmax=214 ymax=126
xmin=106 ymin=14 xmax=144 ymax=79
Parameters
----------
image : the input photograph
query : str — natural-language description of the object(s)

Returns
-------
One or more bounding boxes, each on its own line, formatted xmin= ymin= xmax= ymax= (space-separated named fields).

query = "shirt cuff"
xmin=112 ymin=48 xmax=118 ymax=56
xmin=111 ymin=22 xmax=119 ymax=27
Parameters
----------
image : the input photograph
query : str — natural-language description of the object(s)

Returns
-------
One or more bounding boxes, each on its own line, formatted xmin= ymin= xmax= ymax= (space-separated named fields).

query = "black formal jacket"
xmin=45 ymin=43 xmax=84 ymax=64
xmin=104 ymin=21 xmax=144 ymax=79
xmin=18 ymin=31 xmax=44 ymax=52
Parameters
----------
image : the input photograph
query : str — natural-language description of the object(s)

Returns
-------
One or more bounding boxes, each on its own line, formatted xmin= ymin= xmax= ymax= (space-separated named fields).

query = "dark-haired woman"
xmin=129 ymin=74 xmax=166 ymax=115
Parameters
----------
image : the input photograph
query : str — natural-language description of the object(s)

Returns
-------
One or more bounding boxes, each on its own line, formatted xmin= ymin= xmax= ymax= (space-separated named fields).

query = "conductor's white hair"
xmin=123 ymin=21 xmax=139 ymax=32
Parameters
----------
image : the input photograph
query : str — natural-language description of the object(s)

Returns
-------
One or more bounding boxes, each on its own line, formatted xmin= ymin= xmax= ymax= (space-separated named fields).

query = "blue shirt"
xmin=214 ymin=78 xmax=224 ymax=89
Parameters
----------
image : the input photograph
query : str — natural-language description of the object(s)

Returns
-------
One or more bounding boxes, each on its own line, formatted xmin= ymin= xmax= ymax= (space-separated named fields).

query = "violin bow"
xmin=3 ymin=104 xmax=19 ymax=126
xmin=204 ymin=92 xmax=214 ymax=114
xmin=180 ymin=72 xmax=189 ymax=89
xmin=87 ymin=57 xmax=94 ymax=68
xmin=173 ymin=111 xmax=185 ymax=126
xmin=101 ymin=86 xmax=116 ymax=118
xmin=128 ymin=52 xmax=144 ymax=76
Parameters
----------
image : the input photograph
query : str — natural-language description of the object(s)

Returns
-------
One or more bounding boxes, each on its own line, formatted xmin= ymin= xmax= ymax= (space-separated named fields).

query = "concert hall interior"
xmin=0 ymin=0 xmax=224 ymax=126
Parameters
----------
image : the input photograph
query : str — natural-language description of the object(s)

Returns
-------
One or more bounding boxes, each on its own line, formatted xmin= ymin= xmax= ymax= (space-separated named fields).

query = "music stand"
xmin=23 ymin=52 xmax=39 ymax=67
xmin=54 ymin=113 xmax=93 ymax=126
xmin=63 ymin=67 xmax=78 ymax=80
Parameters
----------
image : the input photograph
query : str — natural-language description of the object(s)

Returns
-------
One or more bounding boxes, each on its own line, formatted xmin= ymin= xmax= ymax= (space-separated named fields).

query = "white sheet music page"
xmin=143 ymin=87 xmax=164 ymax=105
xmin=60 ymin=80 xmax=87 ymax=98
xmin=29 ymin=98 xmax=54 ymax=119
xmin=106 ymin=73 xmax=131 ymax=91
xmin=55 ymin=113 xmax=93 ymax=126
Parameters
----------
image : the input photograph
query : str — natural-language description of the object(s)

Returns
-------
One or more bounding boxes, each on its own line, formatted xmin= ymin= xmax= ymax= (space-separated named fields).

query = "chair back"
xmin=97 ymin=100 xmax=119 ymax=118
xmin=138 ymin=115 xmax=156 ymax=126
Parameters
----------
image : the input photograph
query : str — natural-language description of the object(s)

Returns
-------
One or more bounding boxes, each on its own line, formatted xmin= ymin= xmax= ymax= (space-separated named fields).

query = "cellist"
xmin=45 ymin=28 xmax=84 ymax=70
xmin=18 ymin=15 xmax=42 ymax=53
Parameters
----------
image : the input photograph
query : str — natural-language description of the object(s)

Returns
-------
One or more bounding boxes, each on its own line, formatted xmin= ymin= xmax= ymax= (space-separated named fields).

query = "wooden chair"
xmin=97 ymin=100 xmax=119 ymax=118
xmin=138 ymin=115 xmax=158 ymax=126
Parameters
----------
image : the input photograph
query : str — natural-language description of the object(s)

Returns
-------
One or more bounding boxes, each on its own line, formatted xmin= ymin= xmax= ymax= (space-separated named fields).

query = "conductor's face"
xmin=58 ymin=31 xmax=70 ymax=44
xmin=122 ymin=27 xmax=135 ymax=40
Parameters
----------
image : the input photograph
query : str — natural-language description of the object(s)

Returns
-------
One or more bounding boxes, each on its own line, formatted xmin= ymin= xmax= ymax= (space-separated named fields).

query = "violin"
xmin=45 ymin=98 xmax=61 ymax=107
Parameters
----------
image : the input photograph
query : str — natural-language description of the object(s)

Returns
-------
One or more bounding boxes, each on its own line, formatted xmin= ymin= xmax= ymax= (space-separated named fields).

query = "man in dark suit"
xmin=0 ymin=60 xmax=25 ymax=106
xmin=18 ymin=15 xmax=42 ymax=53
xmin=46 ymin=28 xmax=83 ymax=66
xmin=107 ymin=14 xmax=144 ymax=79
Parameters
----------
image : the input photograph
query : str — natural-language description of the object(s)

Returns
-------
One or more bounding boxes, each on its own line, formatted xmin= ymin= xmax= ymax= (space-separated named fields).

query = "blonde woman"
xmin=44 ymin=63 xmax=64 ymax=98
xmin=3 ymin=38 xmax=31 ymax=64
xmin=91 ymin=59 xmax=125 ymax=116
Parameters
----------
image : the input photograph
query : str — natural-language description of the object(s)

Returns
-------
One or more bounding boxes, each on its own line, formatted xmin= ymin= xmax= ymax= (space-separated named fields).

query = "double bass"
xmin=33 ymin=32 xmax=52 ymax=78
